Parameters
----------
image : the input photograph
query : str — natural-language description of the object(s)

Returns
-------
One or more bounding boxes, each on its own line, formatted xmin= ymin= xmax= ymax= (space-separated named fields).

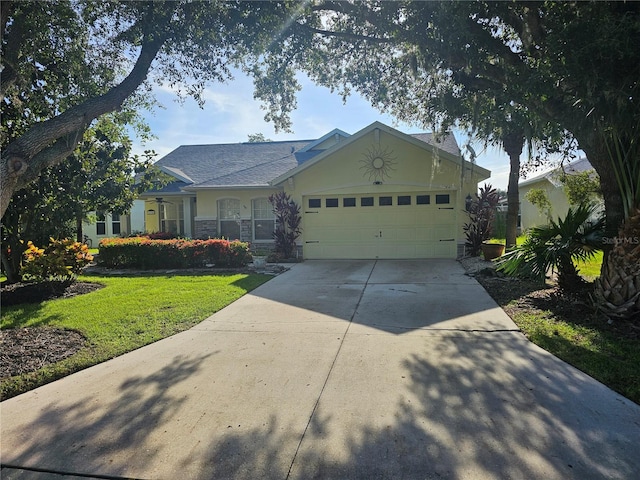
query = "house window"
xmin=379 ymin=196 xmax=393 ymax=206
xmin=436 ymin=194 xmax=450 ymax=204
xmin=361 ymin=197 xmax=374 ymax=207
xmin=343 ymin=197 xmax=356 ymax=207
xmin=218 ymin=199 xmax=241 ymax=239
xmin=160 ymin=202 xmax=182 ymax=234
xmin=326 ymin=198 xmax=339 ymax=208
xmin=96 ymin=212 xmax=106 ymax=236
xmin=112 ymin=213 xmax=121 ymax=235
xmin=308 ymin=198 xmax=321 ymax=208
xmin=252 ymin=198 xmax=275 ymax=241
xmin=397 ymin=195 xmax=411 ymax=206
xmin=417 ymin=195 xmax=430 ymax=205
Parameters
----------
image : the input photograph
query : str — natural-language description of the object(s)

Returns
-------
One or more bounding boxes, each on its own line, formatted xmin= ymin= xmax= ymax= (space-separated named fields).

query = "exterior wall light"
xmin=465 ymin=194 xmax=473 ymax=211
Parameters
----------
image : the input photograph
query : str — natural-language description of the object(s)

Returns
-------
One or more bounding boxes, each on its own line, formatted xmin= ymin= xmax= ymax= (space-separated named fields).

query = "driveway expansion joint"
xmin=284 ymin=260 xmax=377 ymax=479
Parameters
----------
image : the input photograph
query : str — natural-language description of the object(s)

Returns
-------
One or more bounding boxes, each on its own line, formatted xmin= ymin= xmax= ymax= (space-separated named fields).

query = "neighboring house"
xmin=137 ymin=121 xmax=490 ymax=259
xmin=82 ymin=200 xmax=145 ymax=247
xmin=519 ymin=157 xmax=595 ymax=231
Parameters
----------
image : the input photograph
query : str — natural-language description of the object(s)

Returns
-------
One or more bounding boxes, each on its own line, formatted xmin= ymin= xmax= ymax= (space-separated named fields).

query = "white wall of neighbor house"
xmin=130 ymin=200 xmax=146 ymax=234
xmin=519 ymin=180 xmax=572 ymax=232
xmin=82 ymin=211 xmax=130 ymax=248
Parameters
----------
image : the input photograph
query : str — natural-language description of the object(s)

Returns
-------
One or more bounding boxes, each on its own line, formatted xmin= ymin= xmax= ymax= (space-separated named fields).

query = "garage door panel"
xmin=303 ymin=193 xmax=457 ymax=259
xmin=388 ymin=226 xmax=417 ymax=242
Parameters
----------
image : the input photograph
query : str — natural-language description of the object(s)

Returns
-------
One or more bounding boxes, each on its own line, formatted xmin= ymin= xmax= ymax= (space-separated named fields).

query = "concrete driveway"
xmin=2 ymin=260 xmax=639 ymax=479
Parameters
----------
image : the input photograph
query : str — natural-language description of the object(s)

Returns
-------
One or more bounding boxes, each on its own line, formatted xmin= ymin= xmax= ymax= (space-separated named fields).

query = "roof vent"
xmin=290 ymin=146 xmax=295 ymax=153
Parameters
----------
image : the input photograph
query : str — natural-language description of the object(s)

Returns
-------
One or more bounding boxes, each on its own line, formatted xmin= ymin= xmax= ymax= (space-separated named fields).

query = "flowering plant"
xmin=22 ymin=238 xmax=93 ymax=281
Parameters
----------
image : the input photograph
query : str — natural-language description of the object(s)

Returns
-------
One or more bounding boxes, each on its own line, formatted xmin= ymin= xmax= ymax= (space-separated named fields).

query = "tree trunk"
xmin=0 ymin=35 xmax=166 ymax=217
xmin=594 ymin=208 xmax=640 ymax=320
xmin=580 ymin=130 xmax=639 ymax=320
xmin=1 ymin=233 xmax=23 ymax=283
xmin=502 ymin=130 xmax=524 ymax=250
xmin=76 ymin=215 xmax=83 ymax=243
xmin=579 ymin=136 xmax=625 ymax=244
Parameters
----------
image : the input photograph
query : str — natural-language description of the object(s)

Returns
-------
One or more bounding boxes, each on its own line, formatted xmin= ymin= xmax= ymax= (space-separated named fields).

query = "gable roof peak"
xmin=299 ymin=128 xmax=351 ymax=152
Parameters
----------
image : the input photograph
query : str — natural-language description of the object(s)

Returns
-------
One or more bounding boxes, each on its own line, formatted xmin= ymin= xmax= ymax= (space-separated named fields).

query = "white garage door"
xmin=303 ymin=192 xmax=457 ymax=259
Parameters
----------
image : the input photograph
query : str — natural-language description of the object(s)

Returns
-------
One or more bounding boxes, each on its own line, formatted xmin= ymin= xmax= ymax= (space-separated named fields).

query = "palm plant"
xmin=496 ymin=204 xmax=605 ymax=292
xmin=594 ymin=124 xmax=640 ymax=319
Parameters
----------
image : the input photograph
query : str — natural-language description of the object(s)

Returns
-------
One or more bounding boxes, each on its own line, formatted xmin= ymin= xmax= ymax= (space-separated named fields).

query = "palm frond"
xmin=496 ymin=205 xmax=604 ymax=290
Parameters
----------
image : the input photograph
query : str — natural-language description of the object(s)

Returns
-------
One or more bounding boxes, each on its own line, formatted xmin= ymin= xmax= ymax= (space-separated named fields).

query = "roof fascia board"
xmin=138 ymin=191 xmax=195 ymax=198
xmin=182 ymin=185 xmax=283 ymax=191
xmin=158 ymin=165 xmax=194 ymax=184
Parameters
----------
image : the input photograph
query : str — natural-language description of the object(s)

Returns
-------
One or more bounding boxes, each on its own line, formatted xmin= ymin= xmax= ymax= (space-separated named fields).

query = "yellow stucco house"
xmin=137 ymin=122 xmax=490 ymax=259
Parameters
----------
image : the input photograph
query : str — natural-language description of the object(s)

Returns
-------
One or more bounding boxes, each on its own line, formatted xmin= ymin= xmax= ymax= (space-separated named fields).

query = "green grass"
xmin=489 ymin=235 xmax=528 ymax=246
xmin=576 ymin=250 xmax=604 ymax=279
xmin=1 ymin=272 xmax=271 ymax=399
xmin=508 ymin=304 xmax=640 ymax=404
xmin=494 ymin=235 xmax=604 ymax=280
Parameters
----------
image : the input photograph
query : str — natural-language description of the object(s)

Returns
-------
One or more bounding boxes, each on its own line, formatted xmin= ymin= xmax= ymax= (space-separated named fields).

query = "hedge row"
xmin=98 ymin=237 xmax=251 ymax=269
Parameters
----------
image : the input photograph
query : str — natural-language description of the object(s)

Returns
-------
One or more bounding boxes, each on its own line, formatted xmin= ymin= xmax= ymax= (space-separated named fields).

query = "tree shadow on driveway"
xmin=199 ymin=331 xmax=640 ymax=480
xmin=2 ymin=353 xmax=214 ymax=478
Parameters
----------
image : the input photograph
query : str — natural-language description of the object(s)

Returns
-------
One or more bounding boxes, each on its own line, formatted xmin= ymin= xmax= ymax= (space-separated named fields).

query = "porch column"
xmin=183 ymin=198 xmax=193 ymax=238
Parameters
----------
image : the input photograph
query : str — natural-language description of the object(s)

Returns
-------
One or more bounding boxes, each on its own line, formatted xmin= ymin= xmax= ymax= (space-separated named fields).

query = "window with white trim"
xmin=112 ymin=213 xmax=121 ymax=235
xmin=252 ymin=198 xmax=275 ymax=241
xmin=96 ymin=211 xmax=106 ymax=236
xmin=218 ymin=199 xmax=241 ymax=239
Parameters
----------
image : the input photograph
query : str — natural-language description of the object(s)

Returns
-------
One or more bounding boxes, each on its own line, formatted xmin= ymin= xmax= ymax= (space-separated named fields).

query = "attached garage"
xmin=272 ymin=122 xmax=489 ymax=260
xmin=303 ymin=192 xmax=458 ymax=259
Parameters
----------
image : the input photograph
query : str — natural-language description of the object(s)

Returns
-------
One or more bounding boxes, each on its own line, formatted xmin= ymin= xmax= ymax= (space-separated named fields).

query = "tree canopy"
xmin=253 ymin=1 xmax=639 ymax=232
xmin=0 ymin=0 xmax=299 ymax=216
xmin=0 ymin=116 xmax=158 ymax=282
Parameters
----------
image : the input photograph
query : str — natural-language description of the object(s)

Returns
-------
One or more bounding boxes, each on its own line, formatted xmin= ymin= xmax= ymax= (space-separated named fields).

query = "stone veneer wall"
xmin=240 ymin=219 xmax=252 ymax=243
xmin=194 ymin=219 xmax=217 ymax=239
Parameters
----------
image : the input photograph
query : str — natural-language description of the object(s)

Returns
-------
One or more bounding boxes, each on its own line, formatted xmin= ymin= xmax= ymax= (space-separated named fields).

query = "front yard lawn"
xmin=1 ymin=272 xmax=270 ymax=399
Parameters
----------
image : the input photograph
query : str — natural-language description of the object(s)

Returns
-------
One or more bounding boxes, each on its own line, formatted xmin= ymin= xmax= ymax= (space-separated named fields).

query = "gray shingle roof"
xmin=520 ymin=157 xmax=593 ymax=187
xmin=154 ymin=141 xmax=313 ymax=188
xmin=410 ymin=133 xmax=460 ymax=156
xmin=152 ymin=129 xmax=460 ymax=190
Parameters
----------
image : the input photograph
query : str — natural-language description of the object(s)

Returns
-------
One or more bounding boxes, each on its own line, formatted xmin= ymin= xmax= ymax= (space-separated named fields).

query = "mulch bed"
xmin=1 ymin=280 xmax=104 ymax=307
xmin=1 ymin=280 xmax=103 ymax=381
xmin=463 ymin=259 xmax=640 ymax=341
xmin=1 ymin=326 xmax=87 ymax=379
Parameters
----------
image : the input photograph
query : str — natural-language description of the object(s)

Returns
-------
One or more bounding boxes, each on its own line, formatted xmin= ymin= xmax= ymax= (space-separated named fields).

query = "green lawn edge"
xmin=1 ymin=272 xmax=271 ymax=400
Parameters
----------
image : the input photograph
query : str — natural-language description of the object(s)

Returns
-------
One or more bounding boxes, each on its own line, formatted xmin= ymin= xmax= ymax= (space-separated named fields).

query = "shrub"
xmin=226 ymin=240 xmax=253 ymax=267
xmin=22 ymin=238 xmax=93 ymax=282
xmin=464 ymin=184 xmax=499 ymax=256
xmin=98 ymin=237 xmax=250 ymax=269
xmin=496 ymin=204 xmax=605 ymax=292
xmin=269 ymin=192 xmax=301 ymax=258
xmin=144 ymin=231 xmax=178 ymax=240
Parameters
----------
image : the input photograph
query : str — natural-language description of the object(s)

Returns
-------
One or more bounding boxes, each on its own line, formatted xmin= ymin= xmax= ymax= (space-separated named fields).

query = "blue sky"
xmin=132 ymin=71 xmax=512 ymax=190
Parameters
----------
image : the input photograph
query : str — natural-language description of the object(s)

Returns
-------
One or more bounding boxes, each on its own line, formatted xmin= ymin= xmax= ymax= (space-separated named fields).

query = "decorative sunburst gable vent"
xmin=360 ymin=144 xmax=397 ymax=183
